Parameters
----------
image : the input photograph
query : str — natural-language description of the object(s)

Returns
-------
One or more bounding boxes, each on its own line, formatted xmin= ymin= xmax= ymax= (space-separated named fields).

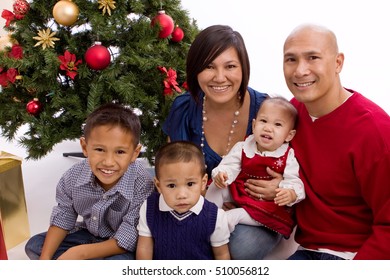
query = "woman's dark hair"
xmin=186 ymin=25 xmax=250 ymax=104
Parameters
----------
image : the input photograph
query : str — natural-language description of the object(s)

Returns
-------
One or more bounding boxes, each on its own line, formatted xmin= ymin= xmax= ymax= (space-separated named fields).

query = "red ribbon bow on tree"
xmin=1 ymin=5 xmax=27 ymax=27
xmin=1 ymin=10 xmax=15 ymax=27
xmin=157 ymin=66 xmax=182 ymax=96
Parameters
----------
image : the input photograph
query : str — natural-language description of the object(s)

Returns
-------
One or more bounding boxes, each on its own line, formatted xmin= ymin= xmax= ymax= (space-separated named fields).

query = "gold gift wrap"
xmin=0 ymin=151 xmax=30 ymax=250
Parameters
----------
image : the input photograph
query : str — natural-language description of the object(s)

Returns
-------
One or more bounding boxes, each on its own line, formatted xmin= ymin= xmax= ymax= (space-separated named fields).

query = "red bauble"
xmin=84 ymin=42 xmax=111 ymax=70
xmin=26 ymin=98 xmax=43 ymax=116
xmin=13 ymin=0 xmax=30 ymax=18
xmin=151 ymin=10 xmax=174 ymax=39
xmin=171 ymin=25 xmax=184 ymax=42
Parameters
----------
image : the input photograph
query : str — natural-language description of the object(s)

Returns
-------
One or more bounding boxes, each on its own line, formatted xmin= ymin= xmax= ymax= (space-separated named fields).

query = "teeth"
xmin=212 ymin=86 xmax=229 ymax=91
xmin=296 ymin=82 xmax=313 ymax=87
xmin=101 ymin=169 xmax=114 ymax=174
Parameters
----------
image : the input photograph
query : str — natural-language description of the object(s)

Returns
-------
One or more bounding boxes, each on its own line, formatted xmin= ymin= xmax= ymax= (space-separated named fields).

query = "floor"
xmin=1 ymin=125 xmax=297 ymax=260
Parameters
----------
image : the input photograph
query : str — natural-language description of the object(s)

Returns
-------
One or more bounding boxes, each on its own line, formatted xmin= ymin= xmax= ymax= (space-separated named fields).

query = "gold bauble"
xmin=0 ymin=34 xmax=18 ymax=51
xmin=52 ymin=0 xmax=79 ymax=26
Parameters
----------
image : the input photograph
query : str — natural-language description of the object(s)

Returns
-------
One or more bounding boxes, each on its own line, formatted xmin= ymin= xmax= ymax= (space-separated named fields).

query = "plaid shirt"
xmin=50 ymin=159 xmax=154 ymax=252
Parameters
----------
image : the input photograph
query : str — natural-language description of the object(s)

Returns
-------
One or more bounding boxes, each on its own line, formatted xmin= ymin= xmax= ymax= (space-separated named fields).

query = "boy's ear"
xmin=80 ymin=137 xmax=88 ymax=157
xmin=201 ymin=173 xmax=208 ymax=192
xmin=154 ymin=177 xmax=162 ymax=193
xmin=130 ymin=144 xmax=142 ymax=162
xmin=200 ymin=173 xmax=208 ymax=196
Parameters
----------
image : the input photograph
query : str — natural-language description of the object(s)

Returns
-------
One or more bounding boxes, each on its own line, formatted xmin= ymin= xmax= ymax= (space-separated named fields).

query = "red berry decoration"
xmin=151 ymin=10 xmax=174 ymax=39
xmin=171 ymin=25 xmax=184 ymax=42
xmin=84 ymin=42 xmax=111 ymax=70
xmin=26 ymin=98 xmax=43 ymax=116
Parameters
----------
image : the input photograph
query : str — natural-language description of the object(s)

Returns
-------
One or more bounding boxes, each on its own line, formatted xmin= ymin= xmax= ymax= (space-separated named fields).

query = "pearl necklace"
xmin=201 ymin=96 xmax=240 ymax=158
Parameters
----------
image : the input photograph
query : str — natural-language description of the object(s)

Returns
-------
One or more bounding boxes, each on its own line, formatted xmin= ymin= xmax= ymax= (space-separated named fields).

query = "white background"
xmin=2 ymin=0 xmax=390 ymax=112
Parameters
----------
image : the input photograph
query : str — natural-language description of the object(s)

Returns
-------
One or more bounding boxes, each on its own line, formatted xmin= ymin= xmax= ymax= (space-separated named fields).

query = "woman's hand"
xmin=244 ymin=167 xmax=282 ymax=201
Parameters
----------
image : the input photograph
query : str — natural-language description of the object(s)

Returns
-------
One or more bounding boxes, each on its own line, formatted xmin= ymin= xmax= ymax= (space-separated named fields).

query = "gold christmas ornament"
xmin=33 ymin=28 xmax=60 ymax=50
xmin=98 ymin=0 xmax=116 ymax=16
xmin=0 ymin=34 xmax=17 ymax=51
xmin=52 ymin=0 xmax=79 ymax=26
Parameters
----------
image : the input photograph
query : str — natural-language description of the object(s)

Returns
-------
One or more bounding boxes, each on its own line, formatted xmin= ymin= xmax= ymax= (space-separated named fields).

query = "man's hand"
xmin=244 ymin=167 xmax=283 ymax=201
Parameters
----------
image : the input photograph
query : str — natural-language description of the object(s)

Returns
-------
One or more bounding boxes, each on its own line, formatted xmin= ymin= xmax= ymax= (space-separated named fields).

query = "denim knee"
xmin=228 ymin=225 xmax=282 ymax=260
xmin=25 ymin=232 xmax=47 ymax=260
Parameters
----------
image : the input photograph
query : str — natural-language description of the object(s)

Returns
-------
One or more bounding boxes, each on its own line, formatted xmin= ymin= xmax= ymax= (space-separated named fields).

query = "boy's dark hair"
xmin=83 ymin=103 xmax=141 ymax=146
xmin=154 ymin=141 xmax=206 ymax=179
xmin=186 ymin=25 xmax=250 ymax=104
xmin=257 ymin=96 xmax=298 ymax=128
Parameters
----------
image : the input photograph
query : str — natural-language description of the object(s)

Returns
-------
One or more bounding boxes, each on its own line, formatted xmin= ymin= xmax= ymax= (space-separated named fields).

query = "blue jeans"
xmin=25 ymin=228 xmax=135 ymax=260
xmin=228 ymin=224 xmax=282 ymax=259
xmin=288 ymin=250 xmax=345 ymax=260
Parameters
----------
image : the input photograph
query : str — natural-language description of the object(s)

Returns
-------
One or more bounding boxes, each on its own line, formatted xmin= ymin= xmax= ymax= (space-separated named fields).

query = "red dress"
xmin=229 ymin=148 xmax=295 ymax=237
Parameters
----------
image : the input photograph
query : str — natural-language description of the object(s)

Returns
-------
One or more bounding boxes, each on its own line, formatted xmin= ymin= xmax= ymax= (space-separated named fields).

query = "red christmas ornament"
xmin=151 ymin=10 xmax=174 ymax=39
xmin=84 ymin=42 xmax=111 ymax=70
xmin=26 ymin=98 xmax=43 ymax=116
xmin=171 ymin=25 xmax=184 ymax=42
xmin=13 ymin=0 xmax=30 ymax=19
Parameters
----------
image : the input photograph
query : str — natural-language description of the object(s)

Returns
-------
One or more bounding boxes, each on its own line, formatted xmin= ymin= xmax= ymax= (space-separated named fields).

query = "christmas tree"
xmin=0 ymin=0 xmax=198 ymax=163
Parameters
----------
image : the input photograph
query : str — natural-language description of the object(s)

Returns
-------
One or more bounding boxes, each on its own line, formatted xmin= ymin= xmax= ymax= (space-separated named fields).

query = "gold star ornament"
xmin=98 ymin=0 xmax=116 ymax=16
xmin=33 ymin=28 xmax=60 ymax=50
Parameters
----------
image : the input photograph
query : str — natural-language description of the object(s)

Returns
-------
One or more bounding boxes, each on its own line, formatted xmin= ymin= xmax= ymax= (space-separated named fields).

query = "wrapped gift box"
xmin=0 ymin=220 xmax=7 ymax=259
xmin=0 ymin=151 xmax=30 ymax=252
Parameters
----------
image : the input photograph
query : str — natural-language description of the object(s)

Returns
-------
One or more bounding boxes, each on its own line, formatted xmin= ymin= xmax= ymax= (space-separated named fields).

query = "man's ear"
xmin=335 ymin=52 xmax=344 ymax=74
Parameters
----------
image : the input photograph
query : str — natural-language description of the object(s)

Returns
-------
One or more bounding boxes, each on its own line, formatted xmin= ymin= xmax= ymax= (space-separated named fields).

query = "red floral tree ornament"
xmin=58 ymin=50 xmax=82 ymax=80
xmin=0 ymin=68 xmax=18 ymax=87
xmin=9 ymin=44 xmax=23 ymax=59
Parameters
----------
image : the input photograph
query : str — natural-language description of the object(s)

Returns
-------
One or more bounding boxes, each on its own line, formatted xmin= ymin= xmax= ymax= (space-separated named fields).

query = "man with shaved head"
xmin=282 ymin=24 xmax=390 ymax=259
xmin=231 ymin=24 xmax=390 ymax=260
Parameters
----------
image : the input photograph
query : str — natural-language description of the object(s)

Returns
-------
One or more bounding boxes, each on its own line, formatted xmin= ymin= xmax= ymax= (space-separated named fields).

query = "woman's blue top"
xmin=162 ymin=87 xmax=268 ymax=177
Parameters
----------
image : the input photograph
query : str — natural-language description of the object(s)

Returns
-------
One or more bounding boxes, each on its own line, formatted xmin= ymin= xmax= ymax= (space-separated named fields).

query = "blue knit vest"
xmin=146 ymin=192 xmax=218 ymax=260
